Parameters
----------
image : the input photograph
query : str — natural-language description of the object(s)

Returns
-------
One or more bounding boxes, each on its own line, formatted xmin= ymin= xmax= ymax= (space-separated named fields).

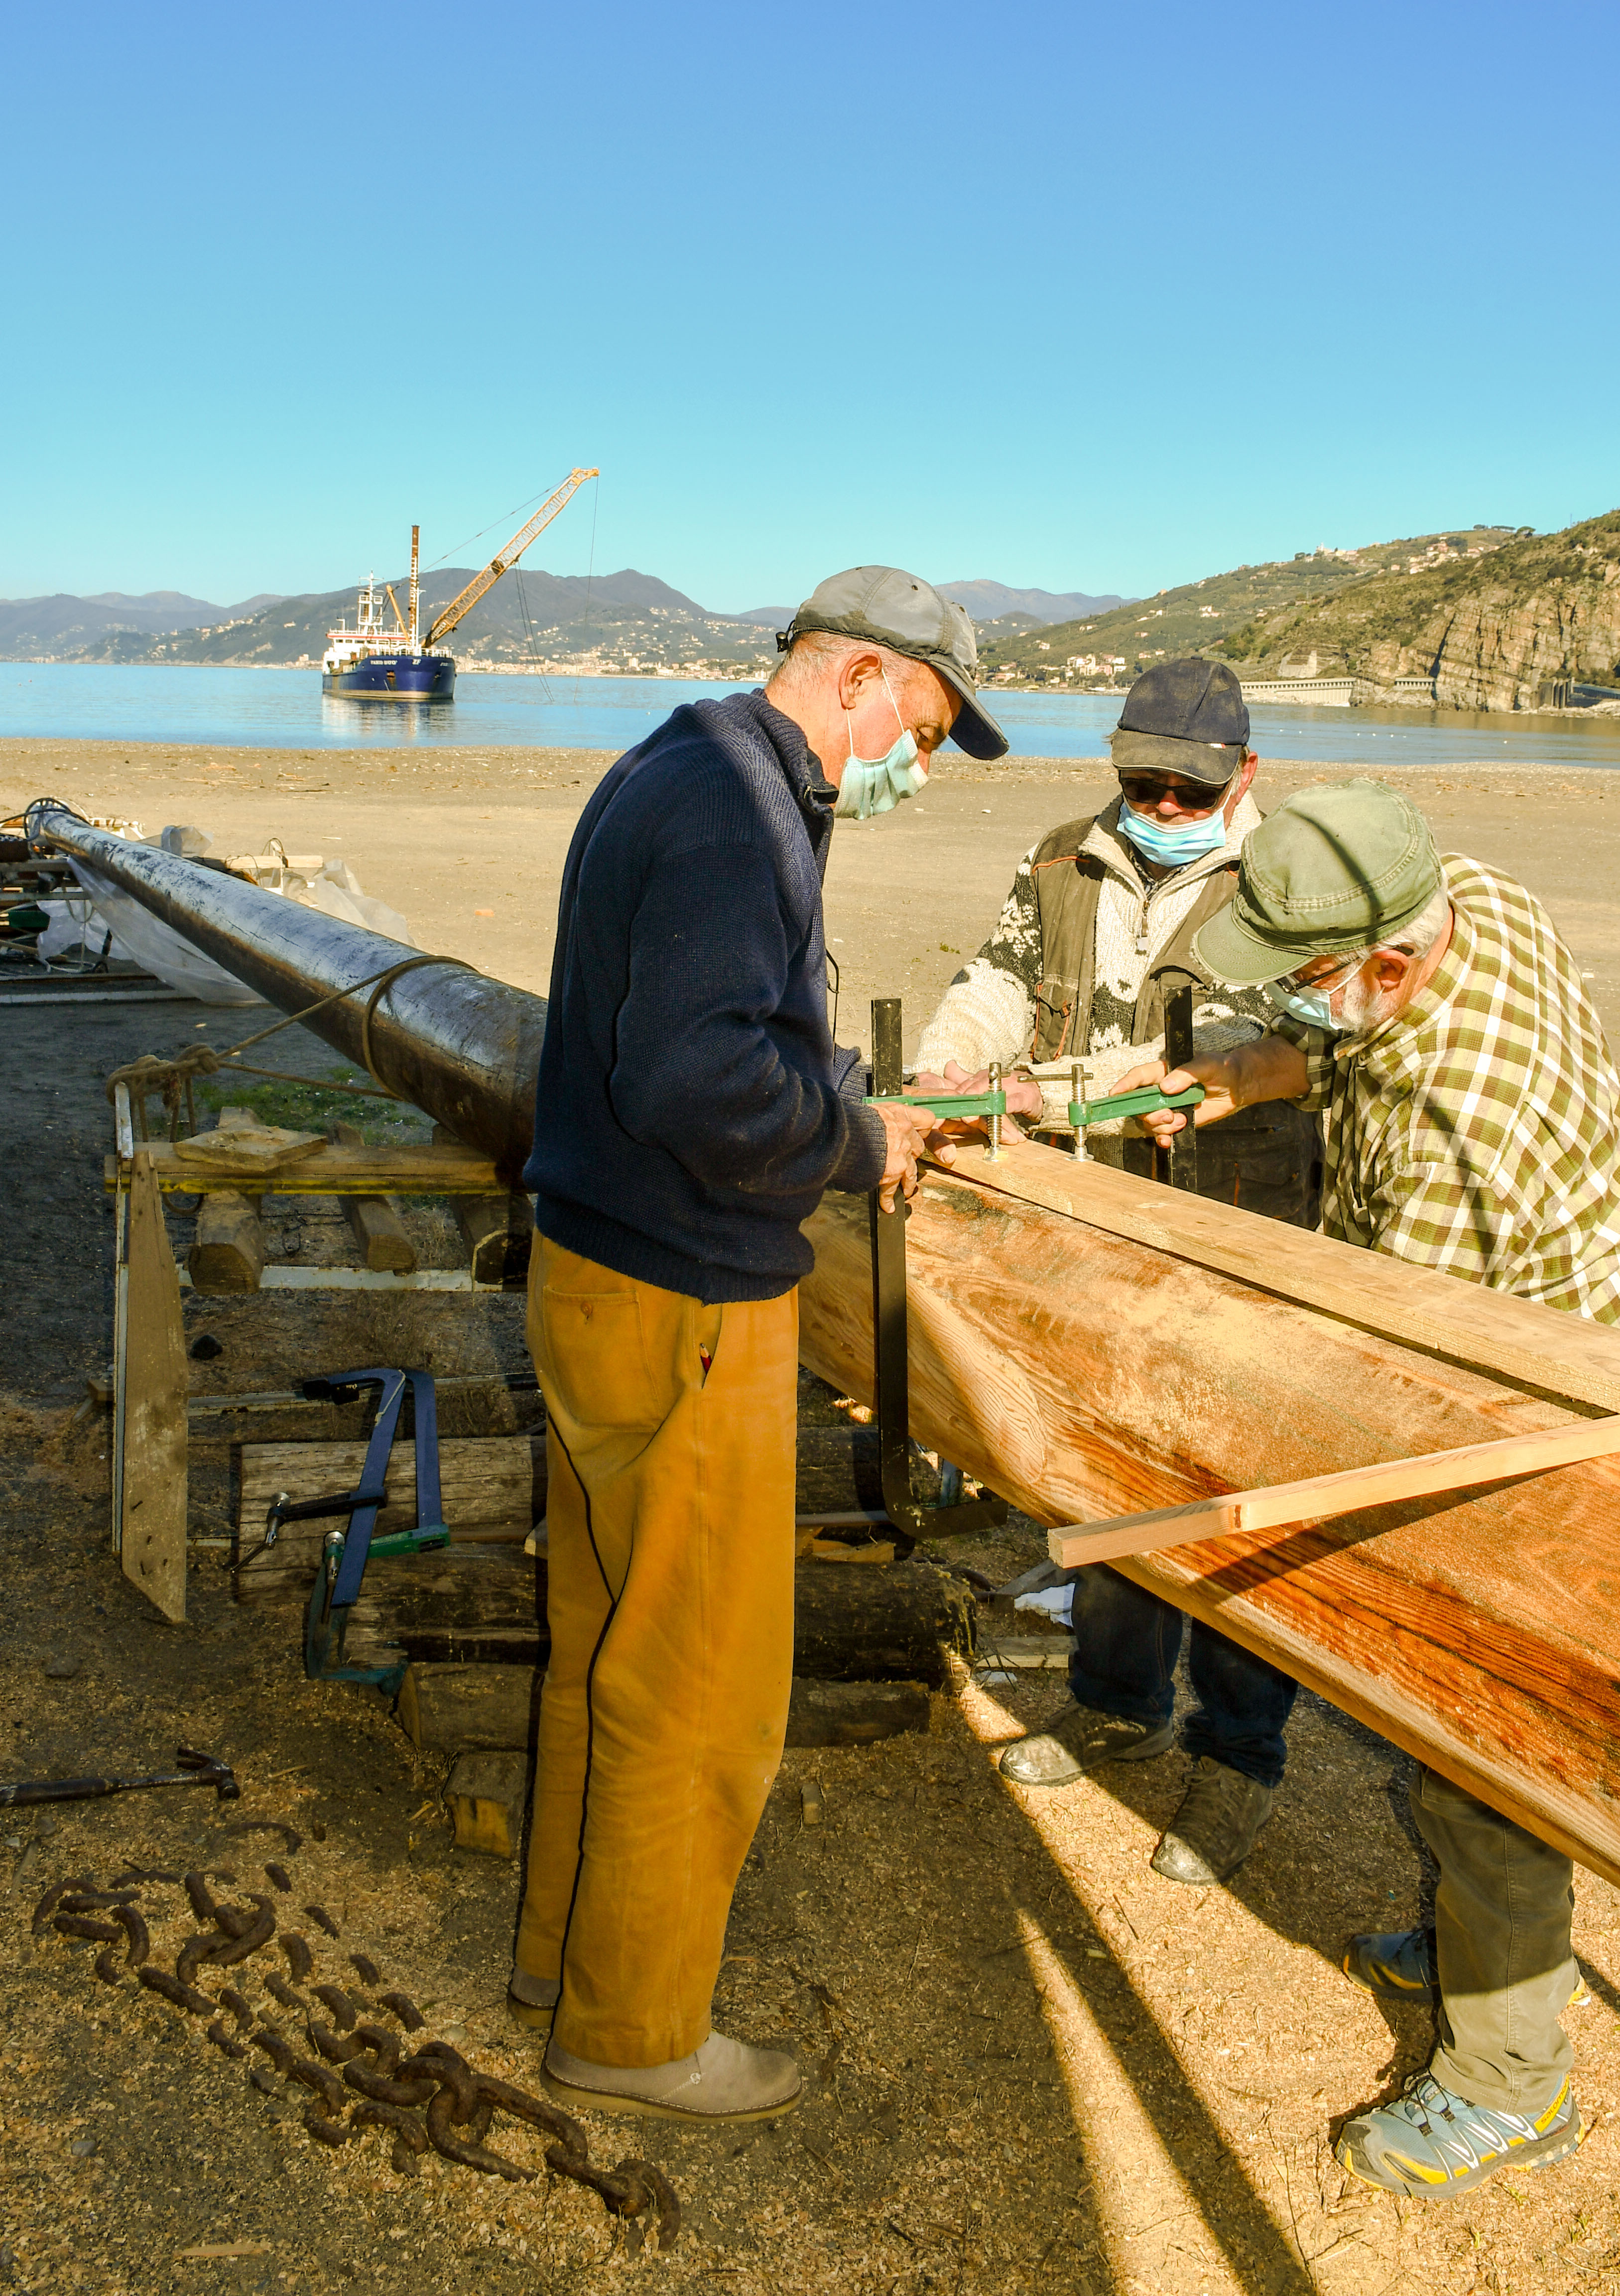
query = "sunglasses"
xmin=1117 ymin=772 xmax=1232 ymax=813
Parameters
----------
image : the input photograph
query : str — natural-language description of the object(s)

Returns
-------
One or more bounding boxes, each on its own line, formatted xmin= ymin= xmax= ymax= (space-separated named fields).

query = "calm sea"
xmin=4 ymin=661 xmax=1620 ymax=770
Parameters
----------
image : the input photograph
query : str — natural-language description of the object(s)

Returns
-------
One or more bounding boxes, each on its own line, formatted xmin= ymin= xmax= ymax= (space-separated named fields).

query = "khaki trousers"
xmin=515 ymin=1238 xmax=798 ymax=2066
xmin=1413 ymin=1765 xmax=1577 ymax=2114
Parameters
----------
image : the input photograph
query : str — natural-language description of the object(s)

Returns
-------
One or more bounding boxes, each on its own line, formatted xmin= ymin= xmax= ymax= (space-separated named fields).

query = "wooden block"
xmin=328 ymin=1120 xmax=416 ymax=1273
xmin=785 ymin=1678 xmax=930 ymax=1747
xmin=807 ymin=1538 xmax=896 ymax=1565
xmin=456 ymin=1193 xmax=534 ymax=1286
xmin=792 ymin=1557 xmax=975 ymax=1687
xmin=398 ymin=1662 xmax=538 ymax=1753
xmin=236 ymin=1436 xmax=533 ymax=1588
xmin=1046 ymin=1413 xmax=1620 ymax=1569
xmin=445 ymin=1751 xmax=530 ymax=1858
xmin=122 ymin=1151 xmax=188 ymax=1622
xmin=340 ymin=1551 xmax=546 ymax=1669
xmin=187 ymin=1190 xmax=265 ymax=1294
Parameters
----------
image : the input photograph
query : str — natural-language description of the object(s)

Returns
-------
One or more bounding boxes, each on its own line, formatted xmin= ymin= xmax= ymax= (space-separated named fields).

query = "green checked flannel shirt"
xmin=1281 ymin=855 xmax=1620 ymax=1322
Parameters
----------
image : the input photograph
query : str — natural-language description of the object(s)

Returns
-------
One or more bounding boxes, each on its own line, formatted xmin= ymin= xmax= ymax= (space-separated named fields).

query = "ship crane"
xmin=421 ymin=468 xmax=599 ymax=650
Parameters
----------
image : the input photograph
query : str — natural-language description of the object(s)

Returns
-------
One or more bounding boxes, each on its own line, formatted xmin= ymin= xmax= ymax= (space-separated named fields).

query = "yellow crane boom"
xmin=422 ymin=468 xmax=599 ymax=650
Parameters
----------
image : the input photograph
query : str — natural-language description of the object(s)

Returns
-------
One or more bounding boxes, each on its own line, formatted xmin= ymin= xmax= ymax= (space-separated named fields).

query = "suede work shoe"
xmin=1150 ymin=1756 xmax=1274 ymax=1884
xmin=542 ymin=2030 xmax=804 ymax=2125
xmin=998 ymin=1701 xmax=1174 ymax=1789
xmin=1337 ymin=2069 xmax=1584 ymax=2198
xmin=1343 ymin=1928 xmax=1439 ymax=2005
xmin=507 ymin=1972 xmax=561 ymax=2033
xmin=1342 ymin=1928 xmax=1586 ymax=2014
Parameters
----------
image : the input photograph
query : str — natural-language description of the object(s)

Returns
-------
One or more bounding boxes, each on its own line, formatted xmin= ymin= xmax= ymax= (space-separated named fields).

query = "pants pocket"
xmin=541 ymin=1287 xmax=665 ymax=1430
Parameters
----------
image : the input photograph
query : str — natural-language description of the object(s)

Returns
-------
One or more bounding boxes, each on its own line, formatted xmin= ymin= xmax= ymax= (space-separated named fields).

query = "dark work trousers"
xmin=1065 ymin=1566 xmax=1298 ymax=1788
xmin=1411 ymin=1764 xmax=1577 ymax=2113
xmin=1062 ymin=1107 xmax=1323 ymax=1788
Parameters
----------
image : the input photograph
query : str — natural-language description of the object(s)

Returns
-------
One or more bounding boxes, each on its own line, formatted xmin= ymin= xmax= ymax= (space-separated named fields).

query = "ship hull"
xmin=322 ymin=652 xmax=456 ymax=700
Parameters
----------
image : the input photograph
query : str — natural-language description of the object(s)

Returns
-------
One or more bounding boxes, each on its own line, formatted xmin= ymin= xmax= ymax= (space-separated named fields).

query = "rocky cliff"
xmin=1219 ymin=511 xmax=1620 ymax=710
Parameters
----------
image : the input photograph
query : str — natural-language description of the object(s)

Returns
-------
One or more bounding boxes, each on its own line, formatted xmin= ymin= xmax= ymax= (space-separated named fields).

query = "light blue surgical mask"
xmin=833 ymin=672 xmax=928 ymax=820
xmin=1117 ymin=799 xmax=1229 ymax=868
xmin=1263 ymin=979 xmax=1337 ymax=1030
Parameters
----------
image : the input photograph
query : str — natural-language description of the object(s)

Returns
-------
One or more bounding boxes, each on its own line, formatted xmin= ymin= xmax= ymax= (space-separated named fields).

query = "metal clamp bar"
xmin=1066 ymin=1082 xmax=1206 ymax=1129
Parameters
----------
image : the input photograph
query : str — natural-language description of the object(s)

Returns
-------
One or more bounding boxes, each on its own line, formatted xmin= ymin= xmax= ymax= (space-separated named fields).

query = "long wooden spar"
xmin=798 ymin=1132 xmax=1620 ymax=1889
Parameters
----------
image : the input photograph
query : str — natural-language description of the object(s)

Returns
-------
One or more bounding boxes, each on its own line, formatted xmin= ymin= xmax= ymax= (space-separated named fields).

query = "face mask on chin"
xmin=1263 ymin=962 xmax=1386 ymax=1038
xmin=832 ymin=670 xmax=929 ymax=820
xmin=1117 ymin=797 xmax=1229 ymax=867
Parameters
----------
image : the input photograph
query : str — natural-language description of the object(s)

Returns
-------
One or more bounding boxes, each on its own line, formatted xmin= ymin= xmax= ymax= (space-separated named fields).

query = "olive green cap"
xmin=1193 ymin=778 xmax=1442 ymax=984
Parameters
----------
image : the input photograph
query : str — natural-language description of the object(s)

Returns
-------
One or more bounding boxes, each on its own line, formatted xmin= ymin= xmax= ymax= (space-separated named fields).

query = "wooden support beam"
xmin=121 ymin=1151 xmax=188 ymax=1621
xmin=455 ymin=1192 xmax=533 ymax=1286
xmin=797 ymin=1132 xmax=1620 ymax=1888
xmin=106 ymin=1143 xmax=505 ymax=1197
xmin=1048 ymin=1414 xmax=1620 ymax=1568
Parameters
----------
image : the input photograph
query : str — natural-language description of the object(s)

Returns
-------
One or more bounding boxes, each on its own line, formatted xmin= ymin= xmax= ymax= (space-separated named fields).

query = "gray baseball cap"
xmin=779 ymin=566 xmax=1010 ymax=760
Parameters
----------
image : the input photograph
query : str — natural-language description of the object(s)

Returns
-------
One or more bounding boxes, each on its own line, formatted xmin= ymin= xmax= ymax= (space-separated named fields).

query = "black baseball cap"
xmin=1111 ymin=657 xmax=1251 ymax=788
xmin=779 ymin=566 xmax=1010 ymax=760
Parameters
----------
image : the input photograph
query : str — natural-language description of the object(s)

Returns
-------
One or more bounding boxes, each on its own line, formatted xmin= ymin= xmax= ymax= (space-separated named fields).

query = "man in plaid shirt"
xmin=1134 ymin=777 xmax=1618 ymax=2199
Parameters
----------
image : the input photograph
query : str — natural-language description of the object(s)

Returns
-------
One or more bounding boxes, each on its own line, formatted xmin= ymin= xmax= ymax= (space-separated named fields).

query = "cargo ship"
xmin=320 ymin=469 xmax=598 ymax=703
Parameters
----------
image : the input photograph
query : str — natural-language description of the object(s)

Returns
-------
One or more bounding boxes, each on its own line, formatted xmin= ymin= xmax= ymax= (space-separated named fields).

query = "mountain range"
xmin=0 ymin=572 xmax=1128 ymax=676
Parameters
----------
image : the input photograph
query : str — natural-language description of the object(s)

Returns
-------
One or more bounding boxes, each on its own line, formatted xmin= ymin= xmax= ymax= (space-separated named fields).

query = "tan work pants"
xmin=515 ymin=1238 xmax=798 ymax=2066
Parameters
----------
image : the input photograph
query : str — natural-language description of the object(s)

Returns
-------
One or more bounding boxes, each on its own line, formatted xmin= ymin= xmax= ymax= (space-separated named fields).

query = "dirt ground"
xmin=4 ymin=736 xmax=1620 ymax=2294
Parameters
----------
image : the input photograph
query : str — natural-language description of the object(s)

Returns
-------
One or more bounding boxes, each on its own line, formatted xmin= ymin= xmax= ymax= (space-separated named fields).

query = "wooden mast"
xmin=799 ymin=1131 xmax=1620 ymax=1889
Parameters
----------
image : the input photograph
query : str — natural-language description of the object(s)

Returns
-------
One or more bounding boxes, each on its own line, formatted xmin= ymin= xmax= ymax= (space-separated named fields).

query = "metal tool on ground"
xmin=265 ymin=1368 xmax=451 ymax=1693
xmin=866 ymin=998 xmax=1007 ymax=1551
xmin=0 ymin=1745 xmax=239 ymax=1809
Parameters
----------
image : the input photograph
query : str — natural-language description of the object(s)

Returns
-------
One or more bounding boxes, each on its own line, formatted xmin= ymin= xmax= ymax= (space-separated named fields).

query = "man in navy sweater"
xmin=510 ymin=568 xmax=1008 ymax=2125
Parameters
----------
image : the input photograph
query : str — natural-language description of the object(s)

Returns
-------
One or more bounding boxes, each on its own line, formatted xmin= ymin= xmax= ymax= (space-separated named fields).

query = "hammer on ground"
xmin=0 ymin=1745 xmax=240 ymax=1809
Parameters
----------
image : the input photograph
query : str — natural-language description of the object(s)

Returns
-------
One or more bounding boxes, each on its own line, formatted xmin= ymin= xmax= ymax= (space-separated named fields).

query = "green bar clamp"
xmin=1068 ymin=1082 xmax=1206 ymax=1129
xmin=367 ymin=1524 xmax=451 ymax=1560
xmin=866 ymin=1091 xmax=1006 ymax=1119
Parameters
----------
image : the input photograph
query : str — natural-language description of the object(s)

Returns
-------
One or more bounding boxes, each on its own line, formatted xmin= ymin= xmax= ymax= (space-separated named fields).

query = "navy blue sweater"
xmin=523 ymin=690 xmax=887 ymax=1303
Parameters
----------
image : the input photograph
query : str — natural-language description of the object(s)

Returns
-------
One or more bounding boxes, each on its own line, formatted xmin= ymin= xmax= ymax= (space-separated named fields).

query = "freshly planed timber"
xmin=186 ymin=1191 xmax=266 ymax=1295
xmin=1048 ymin=1414 xmax=1620 ymax=1567
xmin=798 ymin=1132 xmax=1620 ymax=1888
xmin=106 ymin=1144 xmax=505 ymax=1197
xmin=962 ymin=1135 xmax=1620 ymax=1415
xmin=121 ymin=1151 xmax=188 ymax=1622
xmin=398 ymin=1663 xmax=931 ymax=1757
xmin=235 ymin=1436 xmax=535 ymax=1590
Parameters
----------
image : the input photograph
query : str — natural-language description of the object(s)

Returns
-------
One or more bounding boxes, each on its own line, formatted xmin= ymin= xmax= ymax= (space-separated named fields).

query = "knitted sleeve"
xmin=914 ymin=844 xmax=1042 ymax=1078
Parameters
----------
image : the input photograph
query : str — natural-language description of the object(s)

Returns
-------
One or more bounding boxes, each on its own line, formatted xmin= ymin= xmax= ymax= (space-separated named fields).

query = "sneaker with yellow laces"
xmin=1336 ymin=2068 xmax=1583 ymax=2198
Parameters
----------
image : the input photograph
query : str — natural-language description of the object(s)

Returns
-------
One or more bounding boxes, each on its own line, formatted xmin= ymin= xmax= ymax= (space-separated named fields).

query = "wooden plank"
xmin=950 ymin=1131 xmax=1620 ymax=1414
xmin=121 ymin=1151 xmax=188 ymax=1621
xmin=797 ymin=1141 xmax=1620 ymax=1889
xmin=1048 ymin=1414 xmax=1620 ymax=1567
xmin=106 ymin=1143 xmax=504 ymax=1197
xmin=235 ymin=1436 xmax=534 ymax=1589
xmin=444 ymin=1752 xmax=529 ymax=1857
xmin=330 ymin=1119 xmax=416 ymax=1273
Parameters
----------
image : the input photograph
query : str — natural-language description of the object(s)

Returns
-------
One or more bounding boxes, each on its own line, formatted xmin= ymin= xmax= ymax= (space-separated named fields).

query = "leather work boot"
xmin=1151 ymin=1755 xmax=1274 ymax=1884
xmin=542 ymin=2030 xmax=804 ymax=2125
xmin=998 ymin=1700 xmax=1174 ymax=1789
xmin=507 ymin=1971 xmax=561 ymax=2033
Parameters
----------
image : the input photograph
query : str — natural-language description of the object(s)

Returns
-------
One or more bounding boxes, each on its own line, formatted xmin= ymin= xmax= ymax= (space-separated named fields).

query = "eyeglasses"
xmin=1117 ymin=772 xmax=1231 ymax=815
xmin=1281 ymin=953 xmax=1358 ymax=994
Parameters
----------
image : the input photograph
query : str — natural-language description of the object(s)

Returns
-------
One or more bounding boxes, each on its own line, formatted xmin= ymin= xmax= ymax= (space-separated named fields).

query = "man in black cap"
xmin=510 ymin=568 xmax=1007 ymax=2126
xmin=914 ymin=657 xmax=1319 ymax=1885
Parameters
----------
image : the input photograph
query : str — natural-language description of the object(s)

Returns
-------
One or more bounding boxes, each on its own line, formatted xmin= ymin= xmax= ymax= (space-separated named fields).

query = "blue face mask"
xmin=833 ymin=672 xmax=928 ymax=820
xmin=1117 ymin=798 xmax=1229 ymax=868
xmin=1263 ymin=978 xmax=1337 ymax=1030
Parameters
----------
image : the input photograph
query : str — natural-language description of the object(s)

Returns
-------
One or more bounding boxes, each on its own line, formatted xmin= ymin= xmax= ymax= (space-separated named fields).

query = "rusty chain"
xmin=32 ymin=1860 xmax=679 ymax=2249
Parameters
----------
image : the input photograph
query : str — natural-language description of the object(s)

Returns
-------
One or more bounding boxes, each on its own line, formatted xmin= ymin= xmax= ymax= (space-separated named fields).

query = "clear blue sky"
xmin=5 ymin=0 xmax=1617 ymax=612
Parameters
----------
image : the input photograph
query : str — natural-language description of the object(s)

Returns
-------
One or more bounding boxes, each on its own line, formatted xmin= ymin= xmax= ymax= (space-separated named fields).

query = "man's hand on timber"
xmin=1119 ymin=1033 xmax=1311 ymax=1145
xmin=874 ymin=1100 xmax=946 ymax=1211
xmin=911 ymin=1060 xmax=1045 ymax=1129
